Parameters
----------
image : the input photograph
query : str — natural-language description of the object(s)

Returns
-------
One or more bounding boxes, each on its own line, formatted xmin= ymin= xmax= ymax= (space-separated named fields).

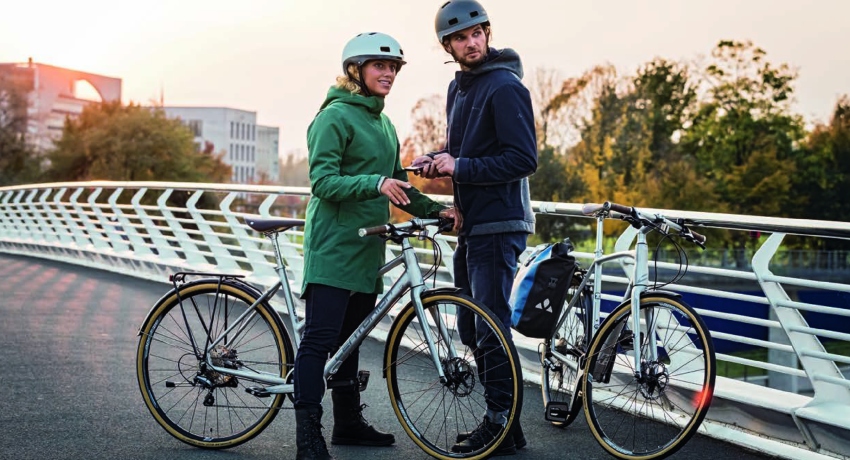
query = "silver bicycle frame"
xmin=201 ymin=228 xmax=454 ymax=394
xmin=549 ymin=211 xmax=680 ymax=377
xmin=549 ymin=213 xmax=660 ymax=375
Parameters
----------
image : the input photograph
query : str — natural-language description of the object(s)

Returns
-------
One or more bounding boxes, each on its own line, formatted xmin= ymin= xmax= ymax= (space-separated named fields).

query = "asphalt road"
xmin=0 ymin=253 xmax=777 ymax=460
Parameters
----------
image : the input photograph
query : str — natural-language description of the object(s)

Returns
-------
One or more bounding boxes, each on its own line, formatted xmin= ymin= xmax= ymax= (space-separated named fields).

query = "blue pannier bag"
xmin=510 ymin=238 xmax=578 ymax=338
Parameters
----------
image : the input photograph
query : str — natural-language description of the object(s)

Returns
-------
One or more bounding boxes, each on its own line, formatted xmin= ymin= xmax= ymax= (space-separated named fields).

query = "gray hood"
xmin=469 ymin=47 xmax=524 ymax=78
xmin=456 ymin=47 xmax=524 ymax=89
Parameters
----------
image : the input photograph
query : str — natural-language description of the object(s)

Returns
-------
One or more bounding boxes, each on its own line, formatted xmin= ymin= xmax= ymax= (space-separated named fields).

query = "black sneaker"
xmin=456 ymin=419 xmax=526 ymax=450
xmin=451 ymin=416 xmax=516 ymax=456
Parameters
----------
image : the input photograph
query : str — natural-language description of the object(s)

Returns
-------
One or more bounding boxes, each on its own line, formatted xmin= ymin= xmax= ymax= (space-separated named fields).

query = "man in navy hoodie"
xmin=412 ymin=0 xmax=538 ymax=455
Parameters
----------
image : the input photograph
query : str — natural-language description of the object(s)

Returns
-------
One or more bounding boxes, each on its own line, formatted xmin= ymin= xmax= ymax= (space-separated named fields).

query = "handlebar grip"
xmin=690 ymin=229 xmax=707 ymax=245
xmin=608 ymin=202 xmax=632 ymax=214
xmin=358 ymin=225 xmax=391 ymax=237
xmin=581 ymin=202 xmax=633 ymax=216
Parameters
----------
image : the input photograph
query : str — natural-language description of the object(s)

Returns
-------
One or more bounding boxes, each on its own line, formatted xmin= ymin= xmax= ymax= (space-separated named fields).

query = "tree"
xmin=0 ymin=73 xmax=41 ymax=186
xmin=392 ymin=95 xmax=453 ymax=222
xmin=44 ymin=101 xmax=230 ymax=183
xmin=682 ymin=40 xmax=805 ymax=215
xmin=678 ymin=40 xmax=806 ymax=265
xmin=798 ymin=96 xmax=850 ymax=239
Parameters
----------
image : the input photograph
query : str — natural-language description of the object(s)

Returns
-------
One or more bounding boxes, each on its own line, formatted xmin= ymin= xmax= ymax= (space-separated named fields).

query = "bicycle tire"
xmin=136 ymin=278 xmax=294 ymax=449
xmin=540 ymin=285 xmax=590 ymax=428
xmin=384 ymin=292 xmax=523 ymax=459
xmin=582 ymin=294 xmax=716 ymax=460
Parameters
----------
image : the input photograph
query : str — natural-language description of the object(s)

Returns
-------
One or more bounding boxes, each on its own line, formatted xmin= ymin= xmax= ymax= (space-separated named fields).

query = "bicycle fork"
xmin=630 ymin=226 xmax=657 ymax=379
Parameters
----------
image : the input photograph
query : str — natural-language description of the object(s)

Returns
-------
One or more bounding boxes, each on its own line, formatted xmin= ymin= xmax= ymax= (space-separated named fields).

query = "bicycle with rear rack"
xmin=135 ymin=216 xmax=522 ymax=460
xmin=538 ymin=201 xmax=716 ymax=460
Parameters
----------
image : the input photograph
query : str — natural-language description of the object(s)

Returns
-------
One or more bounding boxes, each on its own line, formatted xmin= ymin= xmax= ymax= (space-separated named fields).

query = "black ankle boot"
xmin=295 ymin=406 xmax=333 ymax=460
xmin=331 ymin=387 xmax=395 ymax=446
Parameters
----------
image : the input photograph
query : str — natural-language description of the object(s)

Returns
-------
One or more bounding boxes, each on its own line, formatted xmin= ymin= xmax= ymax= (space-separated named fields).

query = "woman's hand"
xmin=380 ymin=178 xmax=411 ymax=206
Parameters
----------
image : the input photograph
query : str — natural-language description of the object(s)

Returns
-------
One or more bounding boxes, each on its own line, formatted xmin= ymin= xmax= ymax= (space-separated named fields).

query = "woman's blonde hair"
xmin=336 ymin=64 xmax=362 ymax=94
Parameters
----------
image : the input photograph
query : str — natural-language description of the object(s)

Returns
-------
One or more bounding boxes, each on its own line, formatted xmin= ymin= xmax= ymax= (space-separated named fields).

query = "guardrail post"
xmin=752 ymin=233 xmax=850 ymax=403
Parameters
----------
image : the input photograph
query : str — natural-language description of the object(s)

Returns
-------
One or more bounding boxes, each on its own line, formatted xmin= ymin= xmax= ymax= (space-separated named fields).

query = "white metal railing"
xmin=1 ymin=180 xmax=849 ymax=460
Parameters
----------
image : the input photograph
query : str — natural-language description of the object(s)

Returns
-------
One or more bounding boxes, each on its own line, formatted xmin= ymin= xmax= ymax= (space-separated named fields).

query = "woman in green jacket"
xmin=293 ymin=32 xmax=453 ymax=460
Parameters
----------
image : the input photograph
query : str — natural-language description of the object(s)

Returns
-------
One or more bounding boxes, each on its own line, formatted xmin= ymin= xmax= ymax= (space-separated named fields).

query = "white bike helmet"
xmin=435 ymin=0 xmax=490 ymax=43
xmin=341 ymin=32 xmax=406 ymax=73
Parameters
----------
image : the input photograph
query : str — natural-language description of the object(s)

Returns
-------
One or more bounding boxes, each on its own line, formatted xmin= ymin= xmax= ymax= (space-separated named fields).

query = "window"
xmin=186 ymin=120 xmax=203 ymax=137
xmin=230 ymin=121 xmax=234 ymax=138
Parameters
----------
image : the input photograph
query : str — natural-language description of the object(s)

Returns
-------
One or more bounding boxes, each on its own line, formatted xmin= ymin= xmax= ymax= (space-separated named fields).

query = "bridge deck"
xmin=0 ymin=254 xmax=781 ymax=460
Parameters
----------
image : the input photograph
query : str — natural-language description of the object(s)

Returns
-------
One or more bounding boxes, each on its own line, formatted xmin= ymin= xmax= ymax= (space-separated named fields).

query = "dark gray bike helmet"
xmin=434 ymin=0 xmax=490 ymax=43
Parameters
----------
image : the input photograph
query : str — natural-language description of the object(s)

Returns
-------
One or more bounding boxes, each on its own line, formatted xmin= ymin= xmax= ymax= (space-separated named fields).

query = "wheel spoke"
xmin=137 ymin=281 xmax=290 ymax=448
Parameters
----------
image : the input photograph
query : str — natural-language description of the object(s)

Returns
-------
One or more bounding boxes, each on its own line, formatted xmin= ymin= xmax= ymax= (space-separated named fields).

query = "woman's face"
xmin=362 ymin=59 xmax=399 ymax=97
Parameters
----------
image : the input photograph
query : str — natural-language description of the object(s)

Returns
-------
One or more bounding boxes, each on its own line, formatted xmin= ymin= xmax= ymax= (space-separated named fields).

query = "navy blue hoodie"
xmin=444 ymin=47 xmax=537 ymax=236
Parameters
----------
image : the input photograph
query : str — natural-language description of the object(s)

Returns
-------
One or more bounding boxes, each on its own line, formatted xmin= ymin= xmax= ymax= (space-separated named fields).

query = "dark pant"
xmin=454 ymin=232 xmax=527 ymax=422
xmin=293 ymin=283 xmax=376 ymax=409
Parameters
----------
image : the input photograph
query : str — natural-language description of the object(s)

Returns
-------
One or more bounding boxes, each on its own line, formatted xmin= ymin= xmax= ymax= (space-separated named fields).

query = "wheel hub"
xmin=442 ymin=357 xmax=476 ymax=397
xmin=639 ymin=361 xmax=669 ymax=400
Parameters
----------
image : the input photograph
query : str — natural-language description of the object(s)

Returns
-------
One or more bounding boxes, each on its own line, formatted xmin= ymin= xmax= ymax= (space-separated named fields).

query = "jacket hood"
xmin=467 ymin=47 xmax=524 ymax=78
xmin=319 ymin=86 xmax=385 ymax=115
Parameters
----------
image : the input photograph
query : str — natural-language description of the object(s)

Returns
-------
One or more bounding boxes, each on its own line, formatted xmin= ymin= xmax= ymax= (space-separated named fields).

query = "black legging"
xmin=293 ymin=283 xmax=377 ymax=409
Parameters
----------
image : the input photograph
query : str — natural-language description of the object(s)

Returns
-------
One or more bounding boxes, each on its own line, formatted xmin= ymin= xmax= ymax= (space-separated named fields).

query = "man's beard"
xmin=454 ymin=48 xmax=487 ymax=68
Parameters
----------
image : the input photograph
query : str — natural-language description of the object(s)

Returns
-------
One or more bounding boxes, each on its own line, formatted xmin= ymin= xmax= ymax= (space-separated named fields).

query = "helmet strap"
xmin=348 ymin=63 xmax=372 ymax=96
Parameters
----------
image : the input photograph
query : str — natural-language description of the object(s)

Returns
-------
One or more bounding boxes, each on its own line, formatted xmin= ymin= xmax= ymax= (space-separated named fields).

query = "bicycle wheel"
xmin=385 ymin=292 xmax=523 ymax=460
xmin=136 ymin=278 xmax=294 ymax=449
xmin=541 ymin=284 xmax=590 ymax=428
xmin=582 ymin=294 xmax=716 ymax=460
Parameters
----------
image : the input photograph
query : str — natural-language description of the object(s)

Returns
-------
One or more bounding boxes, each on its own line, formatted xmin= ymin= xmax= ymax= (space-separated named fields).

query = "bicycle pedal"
xmin=246 ymin=386 xmax=271 ymax=398
xmin=357 ymin=370 xmax=370 ymax=392
xmin=545 ymin=401 xmax=570 ymax=423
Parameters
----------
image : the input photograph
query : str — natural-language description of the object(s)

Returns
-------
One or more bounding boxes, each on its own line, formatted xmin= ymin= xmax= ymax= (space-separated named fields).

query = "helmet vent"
xmin=448 ymin=18 xmax=459 ymax=25
xmin=380 ymin=46 xmax=390 ymax=52
xmin=470 ymin=11 xmax=479 ymax=17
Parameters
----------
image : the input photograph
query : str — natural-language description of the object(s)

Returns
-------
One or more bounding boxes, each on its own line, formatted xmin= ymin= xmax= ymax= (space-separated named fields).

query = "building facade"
xmin=0 ymin=59 xmax=122 ymax=151
xmin=161 ymin=106 xmax=280 ymax=185
xmin=256 ymin=125 xmax=280 ymax=184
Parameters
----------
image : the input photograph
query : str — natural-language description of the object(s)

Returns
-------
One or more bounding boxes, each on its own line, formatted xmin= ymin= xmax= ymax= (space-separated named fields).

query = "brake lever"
xmin=437 ymin=217 xmax=455 ymax=234
xmin=681 ymin=227 xmax=706 ymax=250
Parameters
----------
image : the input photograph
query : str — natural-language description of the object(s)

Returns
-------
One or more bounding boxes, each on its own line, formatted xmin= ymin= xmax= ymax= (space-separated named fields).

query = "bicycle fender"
xmin=607 ymin=290 xmax=684 ymax=317
xmin=421 ymin=287 xmax=464 ymax=296
xmin=136 ymin=277 xmax=269 ymax=336
xmin=640 ymin=289 xmax=682 ymax=299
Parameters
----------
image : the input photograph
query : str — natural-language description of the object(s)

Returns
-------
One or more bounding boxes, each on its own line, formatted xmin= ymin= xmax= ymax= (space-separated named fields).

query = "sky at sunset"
xmin=3 ymin=0 xmax=849 ymax=156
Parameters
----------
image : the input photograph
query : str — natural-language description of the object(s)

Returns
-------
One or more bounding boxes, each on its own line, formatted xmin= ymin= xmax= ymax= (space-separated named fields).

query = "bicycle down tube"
xmin=222 ymin=228 xmax=450 ymax=394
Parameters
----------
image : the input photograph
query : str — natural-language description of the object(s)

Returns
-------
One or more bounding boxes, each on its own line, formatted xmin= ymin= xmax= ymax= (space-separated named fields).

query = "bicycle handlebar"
xmin=582 ymin=201 xmax=706 ymax=247
xmin=358 ymin=217 xmax=448 ymax=237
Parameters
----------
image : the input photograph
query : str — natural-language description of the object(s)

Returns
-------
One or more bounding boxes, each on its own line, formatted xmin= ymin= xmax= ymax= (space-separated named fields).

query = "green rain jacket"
xmin=301 ymin=86 xmax=446 ymax=295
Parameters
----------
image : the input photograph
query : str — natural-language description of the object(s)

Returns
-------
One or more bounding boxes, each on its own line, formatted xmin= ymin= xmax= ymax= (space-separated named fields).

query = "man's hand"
xmin=411 ymin=155 xmax=445 ymax=179
xmin=432 ymin=153 xmax=456 ymax=177
xmin=380 ymin=178 xmax=411 ymax=206
xmin=438 ymin=207 xmax=462 ymax=233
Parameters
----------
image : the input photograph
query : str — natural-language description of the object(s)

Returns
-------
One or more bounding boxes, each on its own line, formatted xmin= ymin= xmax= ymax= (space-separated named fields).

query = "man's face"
xmin=445 ymin=24 xmax=488 ymax=70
